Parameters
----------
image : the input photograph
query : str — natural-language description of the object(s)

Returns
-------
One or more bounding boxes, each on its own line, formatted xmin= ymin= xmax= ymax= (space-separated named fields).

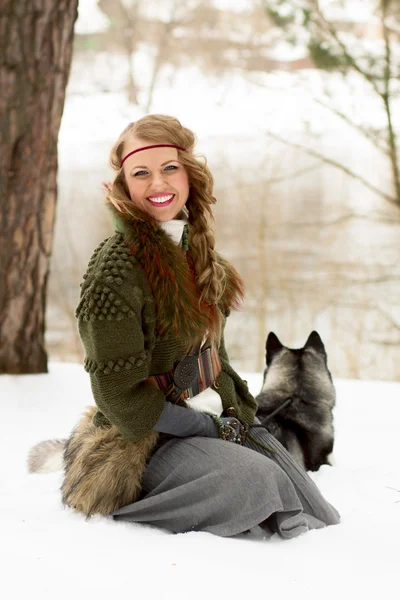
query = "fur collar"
xmin=109 ymin=204 xmax=245 ymax=345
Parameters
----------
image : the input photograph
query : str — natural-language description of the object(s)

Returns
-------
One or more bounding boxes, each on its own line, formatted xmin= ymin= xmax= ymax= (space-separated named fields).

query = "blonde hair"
xmin=105 ymin=114 xmax=226 ymax=342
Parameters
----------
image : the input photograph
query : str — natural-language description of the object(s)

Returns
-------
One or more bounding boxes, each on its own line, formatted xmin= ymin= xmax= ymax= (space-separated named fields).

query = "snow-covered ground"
xmin=1 ymin=365 xmax=398 ymax=599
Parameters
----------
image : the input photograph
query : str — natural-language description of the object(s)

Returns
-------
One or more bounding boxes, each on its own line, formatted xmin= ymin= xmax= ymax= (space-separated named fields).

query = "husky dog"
xmin=255 ymin=331 xmax=335 ymax=472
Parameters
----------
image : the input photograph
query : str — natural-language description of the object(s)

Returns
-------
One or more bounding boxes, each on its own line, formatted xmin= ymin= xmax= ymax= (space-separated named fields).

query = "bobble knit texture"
xmin=76 ymin=219 xmax=257 ymax=442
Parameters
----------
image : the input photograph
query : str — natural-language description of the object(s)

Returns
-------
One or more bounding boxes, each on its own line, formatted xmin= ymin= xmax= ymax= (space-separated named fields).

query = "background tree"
xmin=81 ymin=0 xmax=275 ymax=110
xmin=0 ymin=0 xmax=79 ymax=374
xmin=263 ymin=0 xmax=400 ymax=209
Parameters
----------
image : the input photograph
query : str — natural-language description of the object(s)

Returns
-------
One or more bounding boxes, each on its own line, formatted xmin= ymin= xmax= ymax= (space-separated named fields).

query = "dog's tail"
xmin=27 ymin=439 xmax=67 ymax=474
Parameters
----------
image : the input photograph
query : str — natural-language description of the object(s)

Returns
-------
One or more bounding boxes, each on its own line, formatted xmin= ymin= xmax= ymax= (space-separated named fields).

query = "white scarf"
xmin=158 ymin=214 xmax=187 ymax=245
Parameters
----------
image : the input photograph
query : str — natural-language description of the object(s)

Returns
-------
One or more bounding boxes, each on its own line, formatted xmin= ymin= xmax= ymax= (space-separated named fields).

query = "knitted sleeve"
xmin=76 ymin=277 xmax=165 ymax=442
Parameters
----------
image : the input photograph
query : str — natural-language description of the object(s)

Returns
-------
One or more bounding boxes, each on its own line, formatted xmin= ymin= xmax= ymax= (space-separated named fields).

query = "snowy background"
xmin=1 ymin=366 xmax=399 ymax=599
xmin=48 ymin=0 xmax=400 ymax=381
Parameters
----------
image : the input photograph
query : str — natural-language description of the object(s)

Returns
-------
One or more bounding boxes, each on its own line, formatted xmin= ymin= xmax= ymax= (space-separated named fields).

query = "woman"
xmin=61 ymin=114 xmax=340 ymax=539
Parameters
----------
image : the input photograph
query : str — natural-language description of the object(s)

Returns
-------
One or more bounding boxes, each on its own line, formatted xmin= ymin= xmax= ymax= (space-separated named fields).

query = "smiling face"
xmin=122 ymin=137 xmax=190 ymax=221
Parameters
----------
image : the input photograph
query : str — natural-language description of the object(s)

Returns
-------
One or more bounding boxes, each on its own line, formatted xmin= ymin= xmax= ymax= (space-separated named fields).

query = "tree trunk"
xmin=0 ymin=0 xmax=78 ymax=374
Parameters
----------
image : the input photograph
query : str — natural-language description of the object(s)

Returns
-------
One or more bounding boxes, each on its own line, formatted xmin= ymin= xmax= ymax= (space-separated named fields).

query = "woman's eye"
xmin=133 ymin=170 xmax=148 ymax=177
xmin=164 ymin=165 xmax=178 ymax=171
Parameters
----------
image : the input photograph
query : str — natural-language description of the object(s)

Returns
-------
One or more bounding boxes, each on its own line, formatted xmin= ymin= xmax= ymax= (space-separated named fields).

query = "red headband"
xmin=120 ymin=144 xmax=187 ymax=167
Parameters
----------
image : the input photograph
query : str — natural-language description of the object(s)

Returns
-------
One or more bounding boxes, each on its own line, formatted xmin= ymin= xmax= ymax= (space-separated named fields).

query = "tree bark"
xmin=0 ymin=0 xmax=78 ymax=373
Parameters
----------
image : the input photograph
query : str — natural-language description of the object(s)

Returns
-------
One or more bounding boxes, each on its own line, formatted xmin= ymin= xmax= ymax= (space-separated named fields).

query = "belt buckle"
xmin=173 ymin=355 xmax=199 ymax=389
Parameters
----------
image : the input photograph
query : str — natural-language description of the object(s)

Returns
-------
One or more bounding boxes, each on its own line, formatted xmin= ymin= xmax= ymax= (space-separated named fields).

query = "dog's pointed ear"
xmin=266 ymin=332 xmax=283 ymax=365
xmin=304 ymin=331 xmax=326 ymax=356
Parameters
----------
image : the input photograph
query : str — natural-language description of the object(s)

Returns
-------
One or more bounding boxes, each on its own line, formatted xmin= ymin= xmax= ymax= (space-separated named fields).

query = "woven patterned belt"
xmin=146 ymin=344 xmax=222 ymax=403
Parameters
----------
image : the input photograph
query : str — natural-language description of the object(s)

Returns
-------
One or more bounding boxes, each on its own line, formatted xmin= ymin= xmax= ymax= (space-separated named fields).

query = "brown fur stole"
xmin=112 ymin=204 xmax=245 ymax=345
xmin=61 ymin=406 xmax=159 ymax=518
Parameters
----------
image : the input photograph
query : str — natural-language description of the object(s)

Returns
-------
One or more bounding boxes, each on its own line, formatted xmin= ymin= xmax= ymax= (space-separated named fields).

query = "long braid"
xmin=186 ymin=196 xmax=225 ymax=344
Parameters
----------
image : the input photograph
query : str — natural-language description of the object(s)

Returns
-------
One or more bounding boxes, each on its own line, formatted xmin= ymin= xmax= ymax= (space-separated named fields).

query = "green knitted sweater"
xmin=76 ymin=219 xmax=257 ymax=442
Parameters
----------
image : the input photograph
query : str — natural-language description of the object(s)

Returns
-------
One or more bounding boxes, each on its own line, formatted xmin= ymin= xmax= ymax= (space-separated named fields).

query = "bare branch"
xmin=284 ymin=213 xmax=392 ymax=227
xmin=264 ymin=129 xmax=399 ymax=207
xmin=369 ymin=339 xmax=400 ymax=346
xmin=370 ymin=303 xmax=400 ymax=338
xmin=264 ymin=160 xmax=323 ymax=184
xmin=145 ymin=0 xmax=185 ymax=112
xmin=311 ymin=95 xmax=389 ymax=154
xmin=311 ymin=3 xmax=383 ymax=96
xmin=368 ymin=208 xmax=400 ymax=224
xmin=246 ymin=72 xmax=389 ymax=156
xmin=354 ymin=274 xmax=400 ymax=284
xmin=117 ymin=0 xmax=141 ymax=105
xmin=381 ymin=0 xmax=400 ymax=200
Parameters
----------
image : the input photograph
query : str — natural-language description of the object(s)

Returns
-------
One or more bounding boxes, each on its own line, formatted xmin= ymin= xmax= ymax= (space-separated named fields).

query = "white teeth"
xmin=147 ymin=194 xmax=174 ymax=203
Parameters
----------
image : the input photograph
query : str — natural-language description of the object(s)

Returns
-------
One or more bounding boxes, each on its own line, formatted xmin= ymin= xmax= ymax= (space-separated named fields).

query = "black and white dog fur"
xmin=255 ymin=331 xmax=335 ymax=471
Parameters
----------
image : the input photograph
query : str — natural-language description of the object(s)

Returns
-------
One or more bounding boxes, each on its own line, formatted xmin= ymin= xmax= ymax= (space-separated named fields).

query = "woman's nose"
xmin=151 ymin=171 xmax=167 ymax=186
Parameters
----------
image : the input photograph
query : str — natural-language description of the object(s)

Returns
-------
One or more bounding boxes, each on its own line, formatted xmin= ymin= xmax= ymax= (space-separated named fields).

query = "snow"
xmin=212 ymin=0 xmax=254 ymax=13
xmin=138 ymin=0 xmax=201 ymax=23
xmin=1 ymin=364 xmax=399 ymax=599
xmin=262 ymin=40 xmax=309 ymax=62
xmin=321 ymin=0 xmax=377 ymax=25
xmin=75 ymin=0 xmax=110 ymax=35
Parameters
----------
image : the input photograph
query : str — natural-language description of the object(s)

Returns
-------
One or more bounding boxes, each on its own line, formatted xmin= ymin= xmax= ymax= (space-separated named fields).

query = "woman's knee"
xmin=152 ymin=436 xmax=284 ymax=489
xmin=203 ymin=440 xmax=282 ymax=487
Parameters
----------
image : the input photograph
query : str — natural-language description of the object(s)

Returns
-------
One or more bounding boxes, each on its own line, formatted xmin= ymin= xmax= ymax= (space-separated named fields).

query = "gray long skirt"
xmin=112 ymin=424 xmax=340 ymax=539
